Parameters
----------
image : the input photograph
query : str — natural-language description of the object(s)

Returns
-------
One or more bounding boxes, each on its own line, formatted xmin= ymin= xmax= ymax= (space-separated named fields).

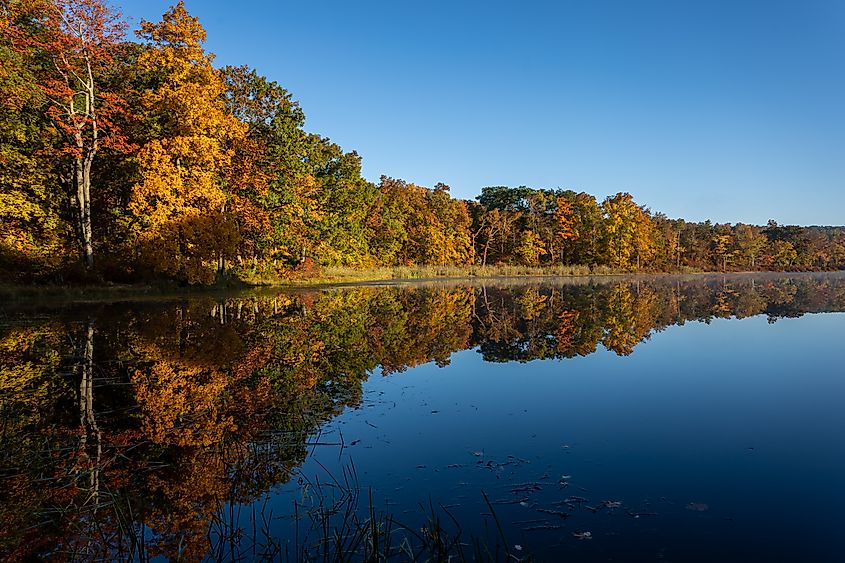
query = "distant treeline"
xmin=2 ymin=1 xmax=843 ymax=285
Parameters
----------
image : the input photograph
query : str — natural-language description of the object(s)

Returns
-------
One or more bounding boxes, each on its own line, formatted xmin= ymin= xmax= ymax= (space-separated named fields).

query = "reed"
xmin=202 ymin=462 xmax=533 ymax=562
xmin=256 ymin=263 xmax=640 ymax=286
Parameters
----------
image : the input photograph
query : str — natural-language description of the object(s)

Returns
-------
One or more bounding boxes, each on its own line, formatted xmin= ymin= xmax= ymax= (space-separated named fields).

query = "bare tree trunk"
xmin=80 ymin=156 xmax=94 ymax=270
xmin=74 ymin=159 xmax=87 ymax=263
xmin=79 ymin=320 xmax=97 ymax=435
xmin=69 ymin=52 xmax=98 ymax=272
xmin=217 ymin=203 xmax=227 ymax=279
xmin=74 ymin=155 xmax=94 ymax=270
xmin=676 ymin=231 xmax=682 ymax=270
xmin=58 ymin=22 xmax=100 ymax=273
xmin=482 ymin=236 xmax=491 ymax=266
xmin=78 ymin=320 xmax=101 ymax=510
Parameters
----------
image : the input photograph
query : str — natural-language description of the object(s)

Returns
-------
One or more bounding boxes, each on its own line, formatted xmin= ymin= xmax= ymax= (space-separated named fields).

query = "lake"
xmin=2 ymin=273 xmax=844 ymax=561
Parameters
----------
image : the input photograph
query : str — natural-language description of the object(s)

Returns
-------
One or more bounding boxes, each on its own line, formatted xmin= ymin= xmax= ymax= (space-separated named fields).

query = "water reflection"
xmin=1 ymin=273 xmax=844 ymax=559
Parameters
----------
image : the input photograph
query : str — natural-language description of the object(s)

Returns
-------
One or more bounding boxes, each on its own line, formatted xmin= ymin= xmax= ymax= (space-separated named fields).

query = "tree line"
xmin=2 ymin=0 xmax=843 ymax=285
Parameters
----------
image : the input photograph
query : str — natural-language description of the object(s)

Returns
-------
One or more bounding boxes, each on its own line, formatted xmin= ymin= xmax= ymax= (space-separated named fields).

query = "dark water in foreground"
xmin=2 ymin=273 xmax=845 ymax=561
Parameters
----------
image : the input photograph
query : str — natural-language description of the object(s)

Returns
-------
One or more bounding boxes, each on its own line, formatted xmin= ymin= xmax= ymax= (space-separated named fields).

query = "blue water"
xmin=266 ymin=313 xmax=845 ymax=561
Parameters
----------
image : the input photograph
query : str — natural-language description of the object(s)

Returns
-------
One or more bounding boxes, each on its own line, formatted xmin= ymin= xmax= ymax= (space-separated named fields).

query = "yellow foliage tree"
xmin=128 ymin=1 xmax=246 ymax=284
xmin=602 ymin=192 xmax=654 ymax=269
xmin=632 ymin=206 xmax=656 ymax=268
xmin=516 ymin=229 xmax=547 ymax=266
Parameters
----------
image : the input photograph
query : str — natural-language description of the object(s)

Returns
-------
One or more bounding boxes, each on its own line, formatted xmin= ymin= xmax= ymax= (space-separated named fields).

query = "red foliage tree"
xmin=8 ymin=0 xmax=131 ymax=270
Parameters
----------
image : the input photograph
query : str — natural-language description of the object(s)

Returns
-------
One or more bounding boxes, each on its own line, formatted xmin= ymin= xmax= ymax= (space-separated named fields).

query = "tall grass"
xmin=204 ymin=463 xmax=532 ymax=562
xmin=255 ymin=264 xmax=635 ymax=286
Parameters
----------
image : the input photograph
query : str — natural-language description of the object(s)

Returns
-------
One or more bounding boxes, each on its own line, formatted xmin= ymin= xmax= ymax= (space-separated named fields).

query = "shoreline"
xmin=2 ymin=268 xmax=842 ymax=305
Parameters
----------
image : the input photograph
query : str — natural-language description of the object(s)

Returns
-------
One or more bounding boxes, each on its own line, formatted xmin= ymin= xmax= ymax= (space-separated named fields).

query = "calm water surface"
xmin=1 ymin=273 xmax=844 ymax=561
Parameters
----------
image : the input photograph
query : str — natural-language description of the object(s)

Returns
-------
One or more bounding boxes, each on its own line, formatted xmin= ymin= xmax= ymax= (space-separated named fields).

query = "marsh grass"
xmin=204 ymin=462 xmax=533 ymax=562
xmin=35 ymin=456 xmax=530 ymax=562
xmin=2 ymin=264 xmax=702 ymax=300
xmin=254 ymin=263 xmax=636 ymax=287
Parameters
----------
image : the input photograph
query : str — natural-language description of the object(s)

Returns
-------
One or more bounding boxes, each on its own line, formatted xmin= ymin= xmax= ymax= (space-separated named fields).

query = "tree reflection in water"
xmin=2 ymin=273 xmax=845 ymax=559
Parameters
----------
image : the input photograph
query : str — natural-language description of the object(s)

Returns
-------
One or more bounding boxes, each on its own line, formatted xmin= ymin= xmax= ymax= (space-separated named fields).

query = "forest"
xmin=2 ymin=0 xmax=844 ymax=286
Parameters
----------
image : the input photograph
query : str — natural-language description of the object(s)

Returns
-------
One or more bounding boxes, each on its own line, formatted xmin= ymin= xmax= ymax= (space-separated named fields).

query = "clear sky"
xmin=118 ymin=0 xmax=845 ymax=226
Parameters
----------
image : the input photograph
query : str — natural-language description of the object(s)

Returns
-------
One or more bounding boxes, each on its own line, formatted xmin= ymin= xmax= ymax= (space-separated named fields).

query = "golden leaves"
xmin=516 ymin=230 xmax=548 ymax=266
xmin=129 ymin=3 xmax=247 ymax=283
xmin=133 ymin=362 xmax=233 ymax=447
xmin=602 ymin=192 xmax=655 ymax=269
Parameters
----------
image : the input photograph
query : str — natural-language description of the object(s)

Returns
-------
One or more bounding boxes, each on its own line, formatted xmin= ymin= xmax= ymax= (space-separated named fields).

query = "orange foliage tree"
xmin=553 ymin=196 xmax=578 ymax=263
xmin=128 ymin=1 xmax=246 ymax=284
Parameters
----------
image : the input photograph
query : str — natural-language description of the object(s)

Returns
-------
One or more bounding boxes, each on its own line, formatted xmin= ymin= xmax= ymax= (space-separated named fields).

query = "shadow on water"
xmin=2 ymin=273 xmax=845 ymax=560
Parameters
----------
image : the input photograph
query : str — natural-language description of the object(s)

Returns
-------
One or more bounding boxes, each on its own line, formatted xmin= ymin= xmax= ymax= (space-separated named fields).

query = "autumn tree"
xmin=6 ymin=0 xmax=130 ymax=271
xmin=523 ymin=190 xmax=554 ymax=262
xmin=632 ymin=204 xmax=655 ymax=269
xmin=763 ymin=220 xmax=811 ymax=270
xmin=733 ymin=224 xmax=762 ymax=270
xmin=128 ymin=1 xmax=246 ymax=284
xmin=679 ymin=220 xmax=714 ymax=270
xmin=0 ymin=4 xmax=65 ymax=277
xmin=370 ymin=177 xmax=472 ymax=267
xmin=602 ymin=192 xmax=652 ymax=269
xmin=222 ymin=65 xmax=380 ymax=272
xmin=470 ymin=205 xmax=508 ymax=266
xmin=219 ymin=65 xmax=277 ymax=266
xmin=768 ymin=240 xmax=798 ymax=270
xmin=475 ymin=186 xmax=530 ymax=263
xmin=570 ymin=192 xmax=603 ymax=265
xmin=650 ymin=214 xmax=683 ymax=271
xmin=224 ymin=66 xmax=329 ymax=271
xmin=425 ymin=183 xmax=473 ymax=265
xmin=516 ymin=229 xmax=546 ymax=266
xmin=552 ymin=195 xmax=578 ymax=263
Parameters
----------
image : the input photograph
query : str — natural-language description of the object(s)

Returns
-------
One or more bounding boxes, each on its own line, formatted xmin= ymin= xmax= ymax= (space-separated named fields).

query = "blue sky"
xmin=119 ymin=1 xmax=845 ymax=225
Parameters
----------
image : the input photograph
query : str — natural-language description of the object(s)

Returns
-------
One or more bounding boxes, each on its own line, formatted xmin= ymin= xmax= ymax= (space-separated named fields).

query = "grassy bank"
xmin=2 ymin=264 xmax=778 ymax=302
xmin=0 ymin=265 xmax=636 ymax=303
xmin=244 ymin=264 xmax=645 ymax=286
